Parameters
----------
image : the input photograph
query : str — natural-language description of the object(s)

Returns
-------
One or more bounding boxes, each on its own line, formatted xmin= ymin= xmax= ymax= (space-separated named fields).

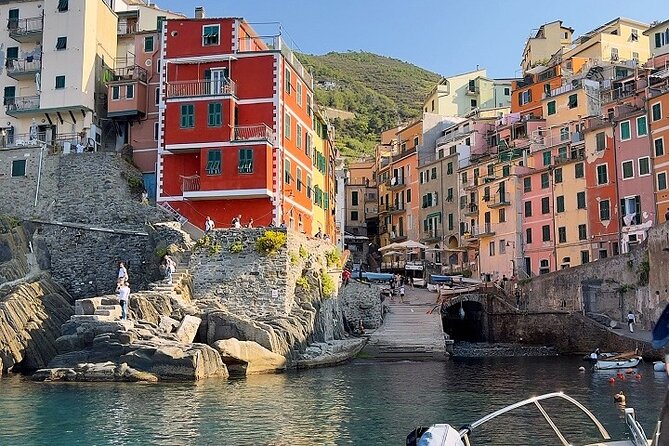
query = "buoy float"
xmin=635 ymin=373 xmax=642 ymax=379
xmin=625 ymin=369 xmax=634 ymax=374
xmin=654 ymin=361 xmax=666 ymax=372
xmin=579 ymin=366 xmax=586 ymax=371
xmin=609 ymin=377 xmax=616 ymax=383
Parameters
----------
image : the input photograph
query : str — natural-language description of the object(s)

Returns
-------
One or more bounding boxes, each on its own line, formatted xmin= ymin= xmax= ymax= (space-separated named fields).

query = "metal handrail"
xmin=7 ymin=16 xmax=43 ymax=35
xmin=166 ymin=79 xmax=237 ymax=98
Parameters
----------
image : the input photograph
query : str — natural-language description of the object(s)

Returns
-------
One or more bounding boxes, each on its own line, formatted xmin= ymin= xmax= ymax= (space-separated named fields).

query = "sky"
xmin=155 ymin=0 xmax=664 ymax=79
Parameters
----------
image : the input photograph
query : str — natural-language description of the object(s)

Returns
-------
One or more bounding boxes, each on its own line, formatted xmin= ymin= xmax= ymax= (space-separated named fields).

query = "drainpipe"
xmin=34 ymin=142 xmax=45 ymax=208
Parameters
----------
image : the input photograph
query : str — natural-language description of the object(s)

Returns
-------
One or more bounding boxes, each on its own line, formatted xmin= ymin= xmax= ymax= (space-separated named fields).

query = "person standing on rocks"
xmin=117 ymin=261 xmax=128 ymax=287
xmin=205 ymin=216 xmax=215 ymax=232
xmin=163 ymin=255 xmax=176 ymax=285
xmin=627 ymin=310 xmax=636 ymax=333
xmin=117 ymin=280 xmax=130 ymax=320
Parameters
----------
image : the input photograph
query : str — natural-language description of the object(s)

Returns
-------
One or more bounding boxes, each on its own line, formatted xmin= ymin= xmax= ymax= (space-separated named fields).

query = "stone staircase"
xmin=147 ymin=252 xmax=192 ymax=297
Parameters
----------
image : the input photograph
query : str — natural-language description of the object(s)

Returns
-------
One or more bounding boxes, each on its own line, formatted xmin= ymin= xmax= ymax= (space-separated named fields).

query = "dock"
xmin=362 ymin=288 xmax=447 ymax=360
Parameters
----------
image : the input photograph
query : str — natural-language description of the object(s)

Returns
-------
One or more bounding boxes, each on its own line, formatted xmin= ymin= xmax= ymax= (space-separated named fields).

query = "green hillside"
xmin=297 ymin=52 xmax=441 ymax=158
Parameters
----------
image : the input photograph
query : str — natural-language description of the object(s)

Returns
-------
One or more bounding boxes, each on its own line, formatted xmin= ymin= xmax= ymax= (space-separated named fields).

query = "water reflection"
xmin=0 ymin=357 xmax=665 ymax=445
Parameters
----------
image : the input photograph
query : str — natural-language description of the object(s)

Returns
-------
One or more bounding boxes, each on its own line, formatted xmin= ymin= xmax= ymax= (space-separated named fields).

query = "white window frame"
xmin=619 ymin=120 xmax=631 ymax=141
xmin=11 ymin=158 xmax=26 ymax=177
xmin=111 ymin=85 xmax=120 ymax=101
xmin=621 ymin=160 xmax=634 ymax=179
xmin=126 ymin=84 xmax=134 ymax=100
xmin=636 ymin=116 xmax=647 ymax=137
xmin=657 ymin=171 xmax=668 ymax=191
xmin=596 ymin=163 xmax=608 ymax=185
xmin=202 ymin=24 xmax=220 ymax=47
xmin=638 ymin=156 xmax=651 ymax=176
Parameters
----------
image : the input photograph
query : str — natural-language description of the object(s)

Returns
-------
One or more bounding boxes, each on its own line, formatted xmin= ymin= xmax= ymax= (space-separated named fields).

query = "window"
xmin=144 ymin=36 xmax=154 ymax=52
xmin=504 ymin=87 xmax=510 ymax=95
xmin=55 ymin=75 xmax=65 ymax=89
xmin=284 ymin=159 xmax=291 ymax=184
xmin=500 ymin=240 xmax=506 ymax=254
xmin=306 ymin=175 xmax=312 ymax=199
xmin=639 ymin=157 xmax=650 ymax=176
xmin=155 ymin=87 xmax=160 ymax=105
xmin=519 ymin=89 xmax=532 ymax=105
xmin=547 ymin=100 xmax=556 ymax=115
xmin=153 ymin=122 xmax=159 ymax=141
xmin=620 ymin=121 xmax=631 ymax=141
xmin=596 ymin=164 xmax=608 ymax=185
xmin=238 ymin=149 xmax=253 ymax=173
xmin=111 ymin=85 xmax=120 ymax=100
xmin=447 ymin=162 xmax=453 ymax=175
xmin=487 ymin=164 xmax=494 ymax=176
xmin=498 ymin=208 xmax=506 ymax=223
xmin=7 ymin=9 xmax=18 ymax=29
xmin=541 ymin=197 xmax=550 ymax=214
xmin=541 ymin=150 xmax=551 ymax=166
xmin=502 ymin=165 xmax=510 ymax=177
xmin=523 ymin=177 xmax=531 ymax=192
xmin=560 ymin=127 xmax=569 ymax=141
xmin=295 ymin=167 xmax=302 ymax=191
xmin=447 ymin=188 xmax=454 ymax=201
xmin=157 ymin=16 xmax=166 ymax=30
xmin=448 ymin=213 xmax=454 ymax=230
xmin=180 ymin=104 xmax=194 ymax=128
xmin=413 ymin=136 xmax=419 ymax=148
xmin=284 ymin=113 xmax=291 ymax=139
xmin=284 ymin=69 xmax=292 ymax=94
xmin=470 ymin=99 xmax=477 ymax=108
xmin=57 ymin=0 xmax=68 ymax=12
xmin=554 ymin=168 xmax=563 ymax=183
xmin=431 ymin=167 xmax=437 ymax=179
xmin=556 ymin=195 xmax=565 ymax=213
xmin=655 ymin=138 xmax=665 ymax=157
xmin=296 ymin=82 xmax=303 ymax=105
xmin=11 ymin=159 xmax=26 ymax=177
xmin=205 ymin=150 xmax=221 ymax=175
xmin=581 ymin=250 xmax=590 ymax=264
xmin=526 ymin=228 xmax=533 ymax=244
xmin=296 ymin=124 xmax=302 ymax=150
xmin=568 ymin=93 xmax=578 ymax=108
xmin=541 ymin=173 xmax=549 ymax=189
xmin=652 ymin=103 xmax=662 ymax=121
xmin=126 ymin=84 xmax=134 ymax=100
xmin=622 ymin=160 xmax=634 ymax=179
xmin=406 ymin=189 xmax=412 ymax=203
xmin=577 ymin=191 xmax=586 ymax=209
xmin=489 ymin=241 xmax=495 ymax=256
xmin=56 ymin=36 xmax=67 ymax=50
xmin=631 ymin=29 xmax=639 ymax=41
xmin=542 ymin=225 xmax=550 ymax=242
xmin=596 ymin=132 xmax=606 ymax=151
xmin=351 ymin=211 xmax=359 ymax=221
xmin=575 ymin=162 xmax=584 ymax=178
xmin=524 ymin=201 xmax=532 ymax=217
xmin=202 ymin=25 xmax=220 ymax=46
xmin=599 ymin=199 xmax=610 ymax=221
xmin=351 ymin=191 xmax=359 ymax=206
xmin=611 ymin=47 xmax=619 ymax=61
xmin=578 ymin=224 xmax=587 ymax=241
xmin=6 ymin=46 xmax=18 ymax=62
xmin=558 ymin=227 xmax=566 ymax=243
xmin=658 ymin=172 xmax=668 ymax=190
xmin=637 ymin=116 xmax=647 ymax=136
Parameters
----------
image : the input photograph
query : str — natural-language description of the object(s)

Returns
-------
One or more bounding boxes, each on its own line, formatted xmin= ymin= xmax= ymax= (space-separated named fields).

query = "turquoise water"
xmin=0 ymin=357 xmax=666 ymax=445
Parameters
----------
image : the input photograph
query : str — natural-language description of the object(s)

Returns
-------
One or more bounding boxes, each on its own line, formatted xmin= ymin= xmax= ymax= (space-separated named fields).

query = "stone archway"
xmin=442 ymin=295 xmax=487 ymax=342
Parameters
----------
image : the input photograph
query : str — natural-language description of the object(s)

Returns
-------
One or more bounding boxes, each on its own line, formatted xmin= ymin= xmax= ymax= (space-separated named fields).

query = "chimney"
xmin=195 ymin=6 xmax=204 ymax=19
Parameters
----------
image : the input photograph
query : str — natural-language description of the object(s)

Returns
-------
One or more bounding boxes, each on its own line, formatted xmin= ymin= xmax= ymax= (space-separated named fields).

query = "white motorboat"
xmin=594 ymin=356 xmax=642 ymax=370
xmin=406 ymin=392 xmax=657 ymax=446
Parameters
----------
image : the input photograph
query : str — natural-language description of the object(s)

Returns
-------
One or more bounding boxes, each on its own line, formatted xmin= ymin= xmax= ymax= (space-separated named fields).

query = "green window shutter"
xmin=4 ymin=86 xmax=15 ymax=105
xmin=6 ymin=47 xmax=18 ymax=61
xmin=11 ymin=159 xmax=26 ymax=177
xmin=653 ymin=103 xmax=662 ymax=121
xmin=324 ymin=193 xmax=329 ymax=210
xmin=239 ymin=149 xmax=253 ymax=173
xmin=620 ymin=121 xmax=630 ymax=140
xmin=547 ymin=101 xmax=556 ymax=115
xmin=181 ymin=104 xmax=194 ymax=128
xmin=206 ymin=150 xmax=221 ymax=175
xmin=208 ymin=103 xmax=221 ymax=127
xmin=55 ymin=76 xmax=65 ymax=89
xmin=157 ymin=16 xmax=165 ymax=31
xmin=637 ymin=116 xmax=647 ymax=136
xmin=144 ymin=36 xmax=154 ymax=52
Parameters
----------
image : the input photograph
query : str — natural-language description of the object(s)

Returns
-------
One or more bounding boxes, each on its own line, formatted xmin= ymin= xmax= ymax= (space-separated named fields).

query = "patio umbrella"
xmin=379 ymin=242 xmax=402 ymax=251
xmin=397 ymin=240 xmax=429 ymax=249
xmin=382 ymin=250 xmax=404 ymax=256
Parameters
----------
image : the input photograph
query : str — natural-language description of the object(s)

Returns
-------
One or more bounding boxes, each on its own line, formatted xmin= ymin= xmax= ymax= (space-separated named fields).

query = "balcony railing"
xmin=117 ymin=22 xmax=138 ymax=35
xmin=8 ymin=16 xmax=43 ymax=40
xmin=181 ymin=175 xmax=200 ymax=193
xmin=107 ymin=65 xmax=148 ymax=83
xmin=479 ymin=223 xmax=495 ymax=236
xmin=232 ymin=124 xmax=276 ymax=145
xmin=386 ymin=176 xmax=405 ymax=188
xmin=488 ymin=192 xmax=511 ymax=208
xmin=422 ymin=230 xmax=442 ymax=241
xmin=6 ymin=58 xmax=41 ymax=78
xmin=463 ymin=203 xmax=478 ymax=215
xmin=389 ymin=205 xmax=406 ymax=214
xmin=5 ymin=95 xmax=40 ymax=115
xmin=166 ymin=79 xmax=236 ymax=98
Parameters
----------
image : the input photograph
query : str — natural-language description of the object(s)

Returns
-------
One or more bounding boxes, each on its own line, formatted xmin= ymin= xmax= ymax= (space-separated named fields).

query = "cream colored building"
xmin=521 ymin=21 xmax=574 ymax=73
xmin=644 ymin=19 xmax=669 ymax=59
xmin=423 ymin=69 xmax=512 ymax=118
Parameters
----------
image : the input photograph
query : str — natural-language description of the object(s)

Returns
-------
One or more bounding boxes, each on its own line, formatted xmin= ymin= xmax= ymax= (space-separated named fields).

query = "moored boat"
xmin=594 ymin=352 xmax=642 ymax=370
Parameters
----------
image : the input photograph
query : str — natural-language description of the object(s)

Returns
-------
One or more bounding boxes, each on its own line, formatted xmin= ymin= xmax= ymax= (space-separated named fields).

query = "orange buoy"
xmin=635 ymin=373 xmax=642 ymax=379
xmin=609 ymin=377 xmax=616 ymax=383
xmin=626 ymin=369 xmax=635 ymax=374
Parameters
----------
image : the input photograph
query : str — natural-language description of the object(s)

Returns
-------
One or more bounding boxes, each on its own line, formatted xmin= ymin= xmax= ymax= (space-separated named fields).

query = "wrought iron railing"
xmin=5 ymin=95 xmax=40 ymax=114
xmin=7 ymin=16 xmax=43 ymax=36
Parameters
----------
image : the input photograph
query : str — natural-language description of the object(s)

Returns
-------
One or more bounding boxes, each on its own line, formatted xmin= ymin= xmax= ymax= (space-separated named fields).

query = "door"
xmin=206 ymin=68 xmax=229 ymax=94
xmin=8 ymin=9 xmax=19 ymax=30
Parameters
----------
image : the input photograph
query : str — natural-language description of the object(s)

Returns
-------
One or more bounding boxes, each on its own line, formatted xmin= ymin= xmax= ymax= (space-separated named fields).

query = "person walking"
xmin=117 ymin=280 xmax=130 ymax=321
xmin=164 ymin=255 xmax=176 ymax=285
xmin=627 ymin=310 xmax=636 ymax=333
xmin=231 ymin=214 xmax=242 ymax=229
xmin=117 ymin=261 xmax=128 ymax=287
xmin=399 ymin=285 xmax=406 ymax=303
xmin=205 ymin=216 xmax=215 ymax=232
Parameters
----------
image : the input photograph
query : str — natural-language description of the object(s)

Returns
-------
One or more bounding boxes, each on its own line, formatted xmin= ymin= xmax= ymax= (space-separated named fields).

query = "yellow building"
xmin=521 ymin=21 xmax=574 ymax=73
xmin=311 ymin=109 xmax=337 ymax=240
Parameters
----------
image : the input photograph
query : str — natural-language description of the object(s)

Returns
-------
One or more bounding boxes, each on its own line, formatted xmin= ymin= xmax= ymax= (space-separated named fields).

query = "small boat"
xmin=360 ymin=272 xmax=393 ymax=282
xmin=583 ymin=351 xmax=618 ymax=361
xmin=594 ymin=351 xmax=642 ymax=370
xmin=406 ymin=392 xmax=656 ymax=445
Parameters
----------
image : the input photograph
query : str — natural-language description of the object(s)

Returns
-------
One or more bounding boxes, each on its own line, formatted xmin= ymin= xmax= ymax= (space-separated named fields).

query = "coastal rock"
xmin=175 ymin=315 xmax=201 ymax=343
xmin=213 ymin=338 xmax=287 ymax=375
xmin=294 ymin=339 xmax=367 ymax=369
xmin=159 ymin=315 xmax=180 ymax=333
xmin=32 ymin=362 xmax=158 ymax=382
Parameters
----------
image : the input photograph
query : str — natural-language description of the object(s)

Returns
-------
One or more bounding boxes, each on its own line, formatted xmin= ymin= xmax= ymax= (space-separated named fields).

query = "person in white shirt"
xmin=117 ymin=281 xmax=130 ymax=320
xmin=117 ymin=262 xmax=128 ymax=286
xmin=627 ymin=311 xmax=636 ymax=333
xmin=205 ymin=216 xmax=215 ymax=232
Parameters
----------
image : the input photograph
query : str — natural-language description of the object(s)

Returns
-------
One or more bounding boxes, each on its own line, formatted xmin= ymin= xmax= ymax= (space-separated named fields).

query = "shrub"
xmin=462 ymin=269 xmax=472 ymax=278
xmin=296 ymin=276 xmax=311 ymax=291
xmin=229 ymin=241 xmax=244 ymax=254
xmin=299 ymin=245 xmax=308 ymax=259
xmin=637 ymin=259 xmax=650 ymax=286
xmin=155 ymin=247 xmax=167 ymax=259
xmin=255 ymin=230 xmax=287 ymax=256
xmin=320 ymin=269 xmax=336 ymax=297
xmin=194 ymin=235 xmax=222 ymax=256
xmin=325 ymin=249 xmax=342 ymax=268
xmin=290 ymin=252 xmax=300 ymax=265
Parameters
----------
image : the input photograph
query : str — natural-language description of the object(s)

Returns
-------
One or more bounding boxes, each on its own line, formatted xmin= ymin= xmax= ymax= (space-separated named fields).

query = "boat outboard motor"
xmin=409 ymin=424 xmax=465 ymax=446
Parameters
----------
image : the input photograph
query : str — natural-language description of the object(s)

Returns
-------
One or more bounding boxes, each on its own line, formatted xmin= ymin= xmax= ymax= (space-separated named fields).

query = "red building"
xmin=157 ymin=18 xmax=319 ymax=230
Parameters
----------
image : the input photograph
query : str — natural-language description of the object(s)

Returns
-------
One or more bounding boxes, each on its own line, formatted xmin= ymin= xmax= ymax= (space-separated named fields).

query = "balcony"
xmin=386 ymin=176 xmax=405 ymax=190
xmin=464 ymin=179 xmax=479 ymax=191
xmin=166 ymin=79 xmax=237 ymax=99
xmin=6 ymin=58 xmax=41 ymax=80
xmin=388 ymin=205 xmax=406 ymax=215
xmin=554 ymin=153 xmax=585 ymax=166
xmin=8 ymin=16 xmax=43 ymax=43
xmin=5 ymin=95 xmax=40 ymax=117
xmin=463 ymin=203 xmax=478 ymax=216
xmin=421 ymin=230 xmax=442 ymax=243
xmin=181 ymin=175 xmax=201 ymax=193
xmin=463 ymin=225 xmax=479 ymax=239
xmin=117 ymin=21 xmax=138 ymax=36
xmin=488 ymin=192 xmax=511 ymax=208
xmin=232 ymin=124 xmax=276 ymax=145
xmin=390 ymin=233 xmax=407 ymax=242
xmin=478 ymin=223 xmax=496 ymax=237
xmin=106 ymin=66 xmax=149 ymax=119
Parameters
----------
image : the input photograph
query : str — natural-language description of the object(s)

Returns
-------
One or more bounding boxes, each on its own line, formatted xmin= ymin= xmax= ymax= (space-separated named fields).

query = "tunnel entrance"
xmin=442 ymin=301 xmax=486 ymax=342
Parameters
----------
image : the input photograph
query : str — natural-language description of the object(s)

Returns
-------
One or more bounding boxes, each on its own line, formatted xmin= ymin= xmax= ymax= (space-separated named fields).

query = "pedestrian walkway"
xmin=362 ymin=286 xmax=446 ymax=360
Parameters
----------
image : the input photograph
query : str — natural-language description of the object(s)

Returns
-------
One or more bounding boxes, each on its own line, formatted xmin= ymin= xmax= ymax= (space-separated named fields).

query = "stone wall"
xmin=340 ymin=280 xmax=384 ymax=329
xmin=646 ymin=221 xmax=669 ymax=326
